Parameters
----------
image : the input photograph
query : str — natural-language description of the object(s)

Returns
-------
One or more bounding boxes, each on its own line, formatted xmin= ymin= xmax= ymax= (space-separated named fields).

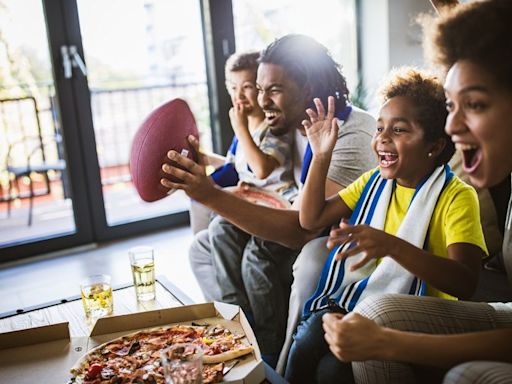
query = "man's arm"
xmin=323 ymin=312 xmax=512 ymax=367
xmin=195 ymin=187 xmax=317 ymax=249
xmin=161 ymin=136 xmax=344 ymax=249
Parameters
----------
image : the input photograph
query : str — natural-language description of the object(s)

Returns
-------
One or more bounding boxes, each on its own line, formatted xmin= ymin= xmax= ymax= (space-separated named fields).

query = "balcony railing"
xmin=0 ymin=81 xmax=210 ymax=199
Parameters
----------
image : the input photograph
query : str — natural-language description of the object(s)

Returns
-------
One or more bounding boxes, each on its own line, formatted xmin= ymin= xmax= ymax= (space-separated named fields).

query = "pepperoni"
xmin=234 ymin=190 xmax=287 ymax=208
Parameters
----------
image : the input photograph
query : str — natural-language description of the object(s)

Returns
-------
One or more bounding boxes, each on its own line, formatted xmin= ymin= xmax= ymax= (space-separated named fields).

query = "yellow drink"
xmin=131 ymin=259 xmax=156 ymax=301
xmin=81 ymin=280 xmax=113 ymax=319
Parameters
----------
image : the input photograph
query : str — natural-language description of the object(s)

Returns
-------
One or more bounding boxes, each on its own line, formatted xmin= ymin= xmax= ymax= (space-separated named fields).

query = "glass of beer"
xmin=160 ymin=343 xmax=203 ymax=384
xmin=80 ymin=274 xmax=114 ymax=319
xmin=129 ymin=246 xmax=156 ymax=301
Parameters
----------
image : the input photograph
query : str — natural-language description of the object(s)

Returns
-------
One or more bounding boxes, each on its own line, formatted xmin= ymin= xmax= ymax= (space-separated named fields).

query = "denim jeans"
xmin=209 ymin=215 xmax=299 ymax=355
xmin=285 ymin=309 xmax=354 ymax=384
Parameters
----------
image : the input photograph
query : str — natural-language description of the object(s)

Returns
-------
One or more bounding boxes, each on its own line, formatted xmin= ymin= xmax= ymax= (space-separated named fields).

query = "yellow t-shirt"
xmin=339 ymin=167 xmax=488 ymax=300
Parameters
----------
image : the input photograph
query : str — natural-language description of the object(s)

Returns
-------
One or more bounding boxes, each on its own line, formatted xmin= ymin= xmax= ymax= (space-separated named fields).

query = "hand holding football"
xmin=130 ymin=98 xmax=199 ymax=202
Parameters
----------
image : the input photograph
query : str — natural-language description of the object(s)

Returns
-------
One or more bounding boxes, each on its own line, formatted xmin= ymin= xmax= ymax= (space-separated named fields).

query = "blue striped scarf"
xmin=303 ymin=164 xmax=454 ymax=315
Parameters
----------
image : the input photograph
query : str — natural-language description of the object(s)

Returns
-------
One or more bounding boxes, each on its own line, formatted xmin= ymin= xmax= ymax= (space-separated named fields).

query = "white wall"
xmin=360 ymin=0 xmax=433 ymax=113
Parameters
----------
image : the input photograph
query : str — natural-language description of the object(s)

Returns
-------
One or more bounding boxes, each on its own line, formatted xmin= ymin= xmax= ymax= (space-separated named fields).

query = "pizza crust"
xmin=202 ymin=345 xmax=254 ymax=364
xmin=225 ymin=186 xmax=291 ymax=209
xmin=70 ymin=327 xmax=150 ymax=374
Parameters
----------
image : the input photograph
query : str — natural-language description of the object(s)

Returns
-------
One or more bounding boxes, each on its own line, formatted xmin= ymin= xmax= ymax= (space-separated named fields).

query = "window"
xmin=232 ymin=0 xmax=359 ymax=93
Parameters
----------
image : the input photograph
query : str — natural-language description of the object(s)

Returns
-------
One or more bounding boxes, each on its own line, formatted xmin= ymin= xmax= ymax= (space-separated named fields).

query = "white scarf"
xmin=303 ymin=164 xmax=453 ymax=315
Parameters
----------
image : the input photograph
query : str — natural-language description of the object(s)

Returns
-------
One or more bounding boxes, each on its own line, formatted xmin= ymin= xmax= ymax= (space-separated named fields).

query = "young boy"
xmin=211 ymin=51 xmax=296 ymax=197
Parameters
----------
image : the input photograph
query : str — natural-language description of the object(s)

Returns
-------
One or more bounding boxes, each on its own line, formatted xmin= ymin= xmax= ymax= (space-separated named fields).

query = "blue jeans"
xmin=285 ymin=309 xmax=354 ymax=384
xmin=209 ymin=216 xmax=298 ymax=355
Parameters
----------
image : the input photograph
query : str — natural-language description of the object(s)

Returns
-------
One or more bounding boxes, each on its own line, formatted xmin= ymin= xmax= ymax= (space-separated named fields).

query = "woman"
xmin=322 ymin=1 xmax=512 ymax=383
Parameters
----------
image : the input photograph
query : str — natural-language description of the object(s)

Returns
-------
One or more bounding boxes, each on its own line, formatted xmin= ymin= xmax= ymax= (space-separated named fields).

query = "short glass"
xmin=80 ymin=274 xmax=114 ymax=319
xmin=128 ymin=246 xmax=156 ymax=301
xmin=160 ymin=343 xmax=203 ymax=384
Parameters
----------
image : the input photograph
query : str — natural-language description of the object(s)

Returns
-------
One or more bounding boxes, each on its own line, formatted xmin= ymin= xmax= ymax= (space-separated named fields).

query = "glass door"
xmin=74 ymin=0 xmax=212 ymax=231
xmin=0 ymin=0 xmax=216 ymax=259
xmin=0 ymin=0 xmax=94 ymax=257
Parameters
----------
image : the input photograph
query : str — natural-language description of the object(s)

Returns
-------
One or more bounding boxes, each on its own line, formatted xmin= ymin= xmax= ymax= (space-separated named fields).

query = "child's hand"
xmin=328 ymin=220 xmax=396 ymax=271
xmin=229 ymin=103 xmax=249 ymax=135
xmin=302 ymin=96 xmax=339 ymax=158
xmin=326 ymin=219 xmax=353 ymax=249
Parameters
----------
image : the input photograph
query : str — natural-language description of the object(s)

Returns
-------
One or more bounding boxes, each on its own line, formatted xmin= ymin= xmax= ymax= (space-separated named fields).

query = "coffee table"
xmin=0 ymin=275 xmax=287 ymax=383
xmin=0 ymin=275 xmax=192 ymax=337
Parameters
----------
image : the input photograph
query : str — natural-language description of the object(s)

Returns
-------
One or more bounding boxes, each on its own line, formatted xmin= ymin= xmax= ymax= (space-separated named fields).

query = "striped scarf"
xmin=303 ymin=164 xmax=454 ymax=315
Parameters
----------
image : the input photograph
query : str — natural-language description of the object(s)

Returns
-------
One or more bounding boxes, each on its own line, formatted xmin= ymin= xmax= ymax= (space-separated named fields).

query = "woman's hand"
xmin=160 ymin=135 xmax=216 ymax=202
xmin=327 ymin=220 xmax=399 ymax=271
xmin=323 ymin=312 xmax=388 ymax=362
xmin=302 ymin=96 xmax=339 ymax=158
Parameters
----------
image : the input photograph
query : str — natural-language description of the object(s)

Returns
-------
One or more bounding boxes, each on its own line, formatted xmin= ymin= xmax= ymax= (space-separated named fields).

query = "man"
xmin=161 ymin=34 xmax=376 ymax=369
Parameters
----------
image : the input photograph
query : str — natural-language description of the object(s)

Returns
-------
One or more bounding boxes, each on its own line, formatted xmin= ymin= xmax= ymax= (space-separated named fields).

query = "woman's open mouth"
xmin=378 ymin=151 xmax=398 ymax=167
xmin=456 ymin=143 xmax=482 ymax=173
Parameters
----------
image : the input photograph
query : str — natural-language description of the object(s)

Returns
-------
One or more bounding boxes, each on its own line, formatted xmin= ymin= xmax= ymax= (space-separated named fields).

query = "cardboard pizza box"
xmin=0 ymin=322 xmax=89 ymax=384
xmin=0 ymin=302 xmax=265 ymax=384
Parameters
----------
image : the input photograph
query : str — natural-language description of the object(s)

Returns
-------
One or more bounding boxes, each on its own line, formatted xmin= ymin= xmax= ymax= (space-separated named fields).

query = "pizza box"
xmin=0 ymin=302 xmax=265 ymax=384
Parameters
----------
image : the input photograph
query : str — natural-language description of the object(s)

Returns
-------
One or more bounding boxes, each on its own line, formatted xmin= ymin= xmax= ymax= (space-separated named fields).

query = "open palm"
xmin=302 ymin=96 xmax=339 ymax=157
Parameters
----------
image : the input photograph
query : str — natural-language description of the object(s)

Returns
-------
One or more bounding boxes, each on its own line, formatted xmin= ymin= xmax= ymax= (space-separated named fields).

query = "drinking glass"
xmin=160 ymin=343 xmax=203 ymax=384
xmin=80 ymin=274 xmax=114 ymax=319
xmin=128 ymin=246 xmax=156 ymax=301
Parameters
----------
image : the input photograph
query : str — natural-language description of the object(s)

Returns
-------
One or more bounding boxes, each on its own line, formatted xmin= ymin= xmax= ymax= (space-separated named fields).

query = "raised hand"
xmin=160 ymin=135 xmax=216 ymax=201
xmin=229 ymin=102 xmax=249 ymax=135
xmin=327 ymin=220 xmax=398 ymax=271
xmin=302 ymin=96 xmax=339 ymax=158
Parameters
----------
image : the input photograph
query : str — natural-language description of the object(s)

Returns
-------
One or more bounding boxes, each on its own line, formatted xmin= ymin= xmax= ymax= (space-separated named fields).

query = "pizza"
xmin=68 ymin=323 xmax=253 ymax=384
xmin=227 ymin=186 xmax=291 ymax=209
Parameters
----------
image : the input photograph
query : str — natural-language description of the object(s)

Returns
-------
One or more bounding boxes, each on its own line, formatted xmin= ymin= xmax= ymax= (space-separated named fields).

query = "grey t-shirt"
xmin=327 ymin=106 xmax=377 ymax=187
xmin=292 ymin=106 xmax=377 ymax=190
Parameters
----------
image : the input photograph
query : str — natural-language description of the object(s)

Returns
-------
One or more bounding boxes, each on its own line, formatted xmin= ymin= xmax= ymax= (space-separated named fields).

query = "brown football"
xmin=130 ymin=98 xmax=199 ymax=202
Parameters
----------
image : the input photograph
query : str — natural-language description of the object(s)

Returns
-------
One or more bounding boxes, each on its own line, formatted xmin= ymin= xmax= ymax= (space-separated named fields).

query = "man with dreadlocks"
xmin=161 ymin=34 xmax=376 ymax=368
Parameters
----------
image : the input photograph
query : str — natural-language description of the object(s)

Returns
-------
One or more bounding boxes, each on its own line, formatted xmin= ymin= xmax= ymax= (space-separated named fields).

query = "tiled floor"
xmin=0 ymin=225 xmax=205 ymax=315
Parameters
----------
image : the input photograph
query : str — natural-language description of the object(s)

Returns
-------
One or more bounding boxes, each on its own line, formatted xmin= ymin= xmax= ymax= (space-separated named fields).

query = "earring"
xmin=428 ymin=152 xmax=433 ymax=158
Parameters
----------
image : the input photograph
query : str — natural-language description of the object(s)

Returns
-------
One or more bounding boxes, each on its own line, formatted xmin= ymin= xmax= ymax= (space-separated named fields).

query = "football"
xmin=130 ymin=98 xmax=199 ymax=202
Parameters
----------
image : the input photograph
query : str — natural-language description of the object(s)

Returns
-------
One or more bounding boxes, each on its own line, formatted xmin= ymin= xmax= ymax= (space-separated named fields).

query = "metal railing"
xmin=0 ymin=81 xmax=210 ymax=197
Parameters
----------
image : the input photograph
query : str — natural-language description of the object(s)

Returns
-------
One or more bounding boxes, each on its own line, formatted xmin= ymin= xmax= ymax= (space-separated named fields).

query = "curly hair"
xmin=224 ymin=51 xmax=260 ymax=77
xmin=259 ymin=34 xmax=349 ymax=112
xmin=378 ymin=67 xmax=454 ymax=166
xmin=423 ymin=0 xmax=512 ymax=90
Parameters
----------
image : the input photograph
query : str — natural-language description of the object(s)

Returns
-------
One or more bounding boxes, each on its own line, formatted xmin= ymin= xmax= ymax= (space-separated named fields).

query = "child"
xmin=285 ymin=68 xmax=488 ymax=383
xmin=210 ymin=51 xmax=296 ymax=197
xmin=190 ymin=50 xmax=296 ymax=232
